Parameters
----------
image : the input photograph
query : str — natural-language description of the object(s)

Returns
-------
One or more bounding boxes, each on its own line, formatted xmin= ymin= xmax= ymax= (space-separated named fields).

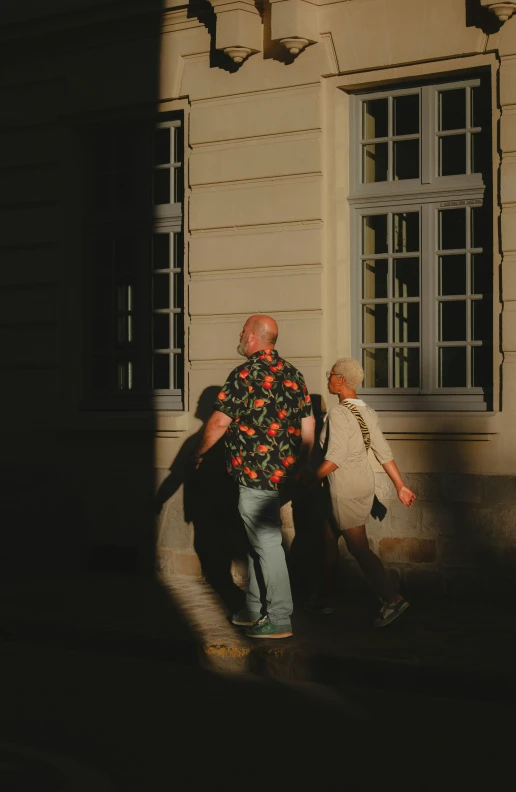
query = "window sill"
xmin=378 ymin=411 xmax=501 ymax=439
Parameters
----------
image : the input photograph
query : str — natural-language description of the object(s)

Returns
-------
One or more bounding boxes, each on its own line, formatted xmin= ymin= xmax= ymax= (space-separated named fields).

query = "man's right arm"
xmin=194 ymin=410 xmax=232 ymax=467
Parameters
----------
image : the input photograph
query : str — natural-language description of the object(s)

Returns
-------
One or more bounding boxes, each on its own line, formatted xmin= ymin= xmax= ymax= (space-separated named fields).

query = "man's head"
xmin=237 ymin=314 xmax=278 ymax=358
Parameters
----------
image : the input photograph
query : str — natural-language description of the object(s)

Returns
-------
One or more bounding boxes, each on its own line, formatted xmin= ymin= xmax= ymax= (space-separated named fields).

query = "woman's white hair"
xmin=333 ymin=357 xmax=364 ymax=389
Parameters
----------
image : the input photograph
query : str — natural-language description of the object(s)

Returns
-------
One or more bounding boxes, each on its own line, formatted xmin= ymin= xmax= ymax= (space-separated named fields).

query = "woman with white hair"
xmin=310 ymin=357 xmax=416 ymax=627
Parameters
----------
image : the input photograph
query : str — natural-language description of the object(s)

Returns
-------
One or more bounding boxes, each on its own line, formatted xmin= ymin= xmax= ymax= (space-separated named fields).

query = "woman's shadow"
xmin=155 ymin=386 xmax=247 ymax=613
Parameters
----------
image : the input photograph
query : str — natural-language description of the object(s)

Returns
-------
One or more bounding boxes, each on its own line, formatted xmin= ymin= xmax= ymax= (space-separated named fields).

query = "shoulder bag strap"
xmin=340 ymin=401 xmax=371 ymax=451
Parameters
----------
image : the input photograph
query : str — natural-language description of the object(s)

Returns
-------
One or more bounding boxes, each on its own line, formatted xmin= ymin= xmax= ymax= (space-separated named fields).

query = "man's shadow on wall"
xmin=155 ymin=386 xmax=247 ymax=613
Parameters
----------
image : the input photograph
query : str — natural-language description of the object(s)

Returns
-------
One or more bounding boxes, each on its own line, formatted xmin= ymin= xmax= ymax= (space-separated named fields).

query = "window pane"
xmin=153 ymin=274 xmax=170 ymax=310
xmin=153 ymin=233 xmax=170 ymax=270
xmin=440 ymin=301 xmax=466 ymax=341
xmin=394 ymin=302 xmax=419 ymax=342
xmin=394 ymin=347 xmax=419 ymax=387
xmin=471 ymin=132 xmax=482 ymax=174
xmin=440 ymin=347 xmax=467 ymax=387
xmin=154 ymin=128 xmax=170 ymax=166
xmin=363 ymin=260 xmax=388 ymax=299
xmin=363 ymin=143 xmax=388 ymax=183
xmin=439 ymin=255 xmax=467 ymax=296
xmin=472 ymin=346 xmax=490 ymax=388
xmin=363 ymin=214 xmax=388 ymax=254
xmin=117 ymin=360 xmax=133 ymax=391
xmin=117 ymin=316 xmax=133 ymax=345
xmin=393 ymin=212 xmax=419 ymax=252
xmin=394 ymin=257 xmax=419 ymax=298
xmin=439 ymin=89 xmax=466 ymax=131
xmin=363 ymin=304 xmax=388 ymax=343
xmin=363 ymin=348 xmax=388 ymax=388
xmin=153 ymin=354 xmax=169 ymax=389
xmin=92 ymin=292 xmax=111 ymax=351
xmin=439 ymin=134 xmax=466 ymax=176
xmin=472 ymin=299 xmax=489 ymax=341
xmin=363 ymin=99 xmax=388 ymax=139
xmin=471 ymin=207 xmax=484 ymax=250
xmin=394 ymin=139 xmax=419 ymax=180
xmin=173 ymin=270 xmax=183 ymax=310
xmin=472 ymin=254 xmax=490 ymax=295
xmin=394 ymin=94 xmax=419 ymax=136
xmin=440 ymin=209 xmax=466 ymax=251
xmin=153 ymin=313 xmax=170 ymax=349
xmin=153 ymin=168 xmax=170 ymax=204
xmin=471 ymin=86 xmax=484 ymax=129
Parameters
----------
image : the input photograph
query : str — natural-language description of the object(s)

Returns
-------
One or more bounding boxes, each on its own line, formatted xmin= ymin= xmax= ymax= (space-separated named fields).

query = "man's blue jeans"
xmin=238 ymin=485 xmax=293 ymax=629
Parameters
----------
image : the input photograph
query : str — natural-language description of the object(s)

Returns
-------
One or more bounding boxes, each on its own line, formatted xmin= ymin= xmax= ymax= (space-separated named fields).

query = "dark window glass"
xmin=472 ymin=346 xmax=490 ymax=388
xmin=472 ymin=299 xmax=489 ymax=342
xmin=153 ymin=354 xmax=169 ymax=389
xmin=153 ymin=275 xmax=170 ymax=310
xmin=153 ymin=168 xmax=170 ymax=205
xmin=394 ymin=347 xmax=420 ymax=387
xmin=394 ymin=94 xmax=419 ymax=136
xmin=394 ymin=258 xmax=419 ymax=298
xmin=364 ymin=304 xmax=388 ymax=344
xmin=363 ymin=143 xmax=388 ymax=183
xmin=440 ymin=255 xmax=467 ymax=296
xmin=440 ymin=347 xmax=467 ymax=387
xmin=440 ymin=134 xmax=467 ymax=176
xmin=363 ymin=260 xmax=388 ymax=299
xmin=439 ymin=89 xmax=466 ymax=131
xmin=363 ymin=99 xmax=388 ymax=139
xmin=394 ymin=302 xmax=419 ymax=343
xmin=363 ymin=214 xmax=388 ymax=254
xmin=394 ymin=139 xmax=419 ymax=180
xmin=440 ymin=301 xmax=466 ymax=341
xmin=154 ymin=128 xmax=170 ymax=166
xmin=364 ymin=348 xmax=388 ymax=388
xmin=153 ymin=234 xmax=170 ymax=270
xmin=440 ymin=209 xmax=466 ymax=251
xmin=153 ymin=314 xmax=170 ymax=350
xmin=472 ymin=254 xmax=490 ymax=295
xmin=471 ymin=207 xmax=484 ymax=249
xmin=393 ymin=212 xmax=419 ymax=252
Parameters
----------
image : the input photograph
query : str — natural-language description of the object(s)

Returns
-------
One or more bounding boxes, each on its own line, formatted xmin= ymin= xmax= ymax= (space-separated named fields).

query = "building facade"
xmin=2 ymin=0 xmax=516 ymax=597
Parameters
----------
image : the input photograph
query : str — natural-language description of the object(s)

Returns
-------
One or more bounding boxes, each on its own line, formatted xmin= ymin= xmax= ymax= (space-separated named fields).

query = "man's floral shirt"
xmin=214 ymin=349 xmax=313 ymax=490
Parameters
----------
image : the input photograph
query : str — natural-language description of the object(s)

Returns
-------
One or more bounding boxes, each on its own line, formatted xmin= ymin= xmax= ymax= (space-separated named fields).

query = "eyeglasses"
xmin=326 ymin=371 xmax=341 ymax=380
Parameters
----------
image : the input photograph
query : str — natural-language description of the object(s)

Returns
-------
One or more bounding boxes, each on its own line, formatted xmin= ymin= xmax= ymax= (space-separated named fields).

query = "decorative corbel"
xmin=212 ymin=0 xmax=263 ymax=64
xmin=480 ymin=1 xmax=516 ymax=23
xmin=270 ymin=0 xmax=319 ymax=58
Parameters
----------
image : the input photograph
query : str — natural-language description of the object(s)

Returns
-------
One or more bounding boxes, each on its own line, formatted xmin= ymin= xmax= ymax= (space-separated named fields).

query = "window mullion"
xmin=421 ymin=204 xmax=434 ymax=394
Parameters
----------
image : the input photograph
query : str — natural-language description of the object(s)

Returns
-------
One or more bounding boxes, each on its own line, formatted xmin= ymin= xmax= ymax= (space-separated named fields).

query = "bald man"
xmin=195 ymin=314 xmax=315 ymax=638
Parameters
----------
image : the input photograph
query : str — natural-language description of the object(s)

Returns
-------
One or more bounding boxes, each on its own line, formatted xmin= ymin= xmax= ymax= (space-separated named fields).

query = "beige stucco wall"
xmin=2 ymin=0 xmax=516 ymax=594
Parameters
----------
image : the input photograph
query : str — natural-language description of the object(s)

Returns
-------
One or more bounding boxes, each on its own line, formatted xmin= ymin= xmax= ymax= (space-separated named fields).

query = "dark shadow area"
xmin=156 ymin=386 xmax=247 ymax=613
xmin=465 ymin=0 xmax=503 ymax=34
xmin=187 ymin=0 xmax=241 ymax=73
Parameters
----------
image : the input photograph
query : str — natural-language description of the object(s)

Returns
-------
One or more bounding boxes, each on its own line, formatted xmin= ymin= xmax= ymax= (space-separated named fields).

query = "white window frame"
xmin=85 ymin=116 xmax=185 ymax=410
xmin=349 ymin=77 xmax=491 ymax=411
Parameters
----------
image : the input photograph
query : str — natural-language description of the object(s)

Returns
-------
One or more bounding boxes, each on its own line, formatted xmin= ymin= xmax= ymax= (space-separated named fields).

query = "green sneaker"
xmin=231 ymin=608 xmax=262 ymax=626
xmin=245 ymin=616 xmax=293 ymax=639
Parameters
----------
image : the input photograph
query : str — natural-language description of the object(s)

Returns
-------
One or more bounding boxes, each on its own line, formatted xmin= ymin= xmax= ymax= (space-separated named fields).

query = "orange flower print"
xmin=254 ymin=399 xmax=265 ymax=408
xmin=218 ymin=391 xmax=227 ymax=400
xmin=257 ymin=445 xmax=269 ymax=453
xmin=247 ymin=428 xmax=256 ymax=436
xmin=267 ymin=428 xmax=277 ymax=437
xmin=239 ymin=370 xmax=249 ymax=379
xmin=264 ymin=375 xmax=274 ymax=382
xmin=248 ymin=470 xmax=258 ymax=479
xmin=294 ymin=429 xmax=301 ymax=436
xmin=243 ymin=466 xmax=251 ymax=474
xmin=270 ymin=474 xmax=281 ymax=483
xmin=290 ymin=382 xmax=299 ymax=391
xmin=284 ymin=380 xmax=292 ymax=388
xmin=231 ymin=457 xmax=243 ymax=467
xmin=287 ymin=426 xmax=296 ymax=434
xmin=240 ymin=425 xmax=249 ymax=432
xmin=304 ymin=395 xmax=311 ymax=403
xmin=269 ymin=422 xmax=280 ymax=430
